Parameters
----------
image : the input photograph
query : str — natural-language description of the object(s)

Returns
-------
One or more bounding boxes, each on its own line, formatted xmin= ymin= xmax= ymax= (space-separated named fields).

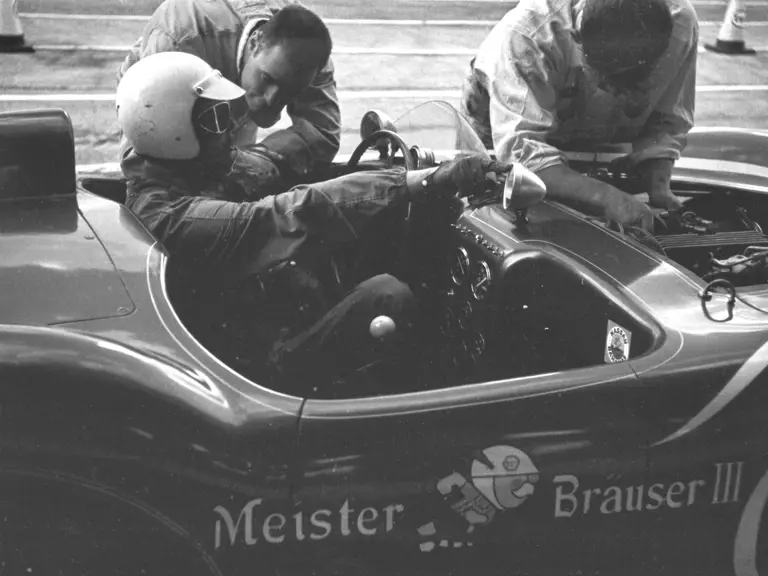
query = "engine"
xmin=629 ymin=199 xmax=768 ymax=286
xmin=572 ymin=159 xmax=768 ymax=287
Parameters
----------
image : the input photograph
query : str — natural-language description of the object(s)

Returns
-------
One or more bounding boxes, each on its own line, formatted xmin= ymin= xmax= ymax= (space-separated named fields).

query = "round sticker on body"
xmin=605 ymin=320 xmax=632 ymax=363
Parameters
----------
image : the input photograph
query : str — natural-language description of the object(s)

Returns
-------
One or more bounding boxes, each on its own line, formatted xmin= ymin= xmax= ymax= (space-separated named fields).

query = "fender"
xmin=0 ymin=325 xmax=232 ymax=573
xmin=0 ymin=466 xmax=224 ymax=575
xmin=0 ymin=324 xmax=297 ymax=575
xmin=0 ymin=323 xmax=231 ymax=419
xmin=684 ymin=127 xmax=768 ymax=169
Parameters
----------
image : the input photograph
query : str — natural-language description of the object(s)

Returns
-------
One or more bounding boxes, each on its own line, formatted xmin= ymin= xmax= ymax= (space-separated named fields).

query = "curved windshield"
xmin=394 ymin=101 xmax=489 ymax=160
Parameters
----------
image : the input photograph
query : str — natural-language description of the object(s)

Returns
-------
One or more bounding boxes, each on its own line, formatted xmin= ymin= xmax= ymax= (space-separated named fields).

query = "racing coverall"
xmin=124 ymin=155 xmax=419 ymax=395
xmin=460 ymin=0 xmax=698 ymax=172
xmin=117 ymin=0 xmax=341 ymax=192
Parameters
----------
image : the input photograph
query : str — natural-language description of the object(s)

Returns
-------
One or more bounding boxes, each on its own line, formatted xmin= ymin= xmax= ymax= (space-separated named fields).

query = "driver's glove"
xmin=424 ymin=155 xmax=511 ymax=199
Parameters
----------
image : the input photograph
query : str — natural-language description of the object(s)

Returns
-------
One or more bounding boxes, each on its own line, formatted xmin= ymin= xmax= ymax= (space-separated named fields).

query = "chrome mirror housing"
xmin=502 ymin=162 xmax=547 ymax=212
xmin=359 ymin=110 xmax=397 ymax=142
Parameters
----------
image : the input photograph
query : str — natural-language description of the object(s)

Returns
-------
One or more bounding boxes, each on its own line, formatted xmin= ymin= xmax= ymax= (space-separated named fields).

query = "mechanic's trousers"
xmin=269 ymin=274 xmax=418 ymax=397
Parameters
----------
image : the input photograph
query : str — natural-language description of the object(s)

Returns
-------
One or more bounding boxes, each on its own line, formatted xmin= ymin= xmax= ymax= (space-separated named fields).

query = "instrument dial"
xmin=440 ymin=307 xmax=456 ymax=336
xmin=458 ymin=301 xmax=473 ymax=329
xmin=470 ymin=332 xmax=485 ymax=361
xmin=453 ymin=340 xmax=469 ymax=370
xmin=450 ymin=247 xmax=471 ymax=286
xmin=470 ymin=260 xmax=492 ymax=301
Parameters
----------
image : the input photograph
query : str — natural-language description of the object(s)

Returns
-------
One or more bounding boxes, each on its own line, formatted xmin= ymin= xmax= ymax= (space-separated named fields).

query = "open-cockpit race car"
xmin=3 ymin=101 xmax=768 ymax=576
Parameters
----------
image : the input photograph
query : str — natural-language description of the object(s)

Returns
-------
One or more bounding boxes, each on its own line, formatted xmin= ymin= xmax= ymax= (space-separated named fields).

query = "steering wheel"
xmin=347 ymin=129 xmax=417 ymax=171
xmin=347 ymin=130 xmax=420 ymax=281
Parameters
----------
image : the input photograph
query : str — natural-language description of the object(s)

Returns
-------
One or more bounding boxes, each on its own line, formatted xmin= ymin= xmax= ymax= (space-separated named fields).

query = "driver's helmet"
xmin=116 ymin=52 xmax=246 ymax=160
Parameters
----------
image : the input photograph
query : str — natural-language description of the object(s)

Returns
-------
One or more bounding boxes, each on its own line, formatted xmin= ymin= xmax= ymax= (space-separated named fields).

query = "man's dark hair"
xmin=258 ymin=4 xmax=333 ymax=70
xmin=580 ymin=0 xmax=674 ymax=86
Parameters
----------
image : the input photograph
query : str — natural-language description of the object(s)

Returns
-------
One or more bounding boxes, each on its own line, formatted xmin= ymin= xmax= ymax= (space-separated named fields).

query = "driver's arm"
xmin=131 ymin=169 xmax=422 ymax=273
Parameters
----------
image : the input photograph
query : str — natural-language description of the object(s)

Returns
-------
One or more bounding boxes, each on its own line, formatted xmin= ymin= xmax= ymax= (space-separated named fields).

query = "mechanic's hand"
xmin=428 ymin=155 xmax=511 ymax=198
xmin=227 ymin=146 xmax=287 ymax=200
xmin=649 ymin=187 xmax=684 ymax=211
xmin=602 ymin=189 xmax=655 ymax=233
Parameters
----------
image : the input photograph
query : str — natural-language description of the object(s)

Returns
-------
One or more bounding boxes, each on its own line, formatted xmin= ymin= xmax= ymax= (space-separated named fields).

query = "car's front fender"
xmin=684 ymin=126 xmax=768 ymax=168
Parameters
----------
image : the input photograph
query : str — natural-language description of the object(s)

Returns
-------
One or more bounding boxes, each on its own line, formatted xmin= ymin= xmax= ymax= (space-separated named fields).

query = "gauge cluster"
xmin=437 ymin=234 xmax=497 ymax=380
xmin=448 ymin=246 xmax=494 ymax=302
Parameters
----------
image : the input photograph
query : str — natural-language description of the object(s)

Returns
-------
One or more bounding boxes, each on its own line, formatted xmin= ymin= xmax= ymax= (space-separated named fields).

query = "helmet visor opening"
xmin=196 ymin=101 xmax=232 ymax=134
xmin=195 ymin=97 xmax=250 ymax=135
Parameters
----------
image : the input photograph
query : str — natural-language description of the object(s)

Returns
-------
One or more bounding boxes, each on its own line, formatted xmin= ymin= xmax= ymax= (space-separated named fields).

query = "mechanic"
xmin=118 ymin=0 xmax=340 ymax=197
xmin=460 ymin=0 xmax=699 ymax=232
xmin=116 ymin=52 xmax=507 ymax=395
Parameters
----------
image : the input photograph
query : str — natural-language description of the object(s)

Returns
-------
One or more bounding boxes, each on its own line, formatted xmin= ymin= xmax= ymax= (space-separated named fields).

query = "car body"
xmin=3 ymin=103 xmax=768 ymax=576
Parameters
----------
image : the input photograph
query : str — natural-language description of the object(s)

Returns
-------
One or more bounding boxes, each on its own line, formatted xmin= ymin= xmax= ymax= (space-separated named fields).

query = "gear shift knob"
xmin=370 ymin=315 xmax=396 ymax=339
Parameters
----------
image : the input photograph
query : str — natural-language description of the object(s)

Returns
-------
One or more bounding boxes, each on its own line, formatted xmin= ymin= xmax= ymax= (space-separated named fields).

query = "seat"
xmin=0 ymin=109 xmax=76 ymax=200
xmin=79 ymin=177 xmax=128 ymax=205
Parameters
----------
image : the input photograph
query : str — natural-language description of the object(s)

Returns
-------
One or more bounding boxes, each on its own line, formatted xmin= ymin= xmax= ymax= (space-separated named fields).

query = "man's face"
xmin=581 ymin=55 xmax=652 ymax=118
xmin=240 ymin=37 xmax=321 ymax=128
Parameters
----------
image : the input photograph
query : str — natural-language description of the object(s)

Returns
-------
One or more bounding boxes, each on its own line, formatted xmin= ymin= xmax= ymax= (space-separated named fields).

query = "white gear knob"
xmin=370 ymin=315 xmax=396 ymax=339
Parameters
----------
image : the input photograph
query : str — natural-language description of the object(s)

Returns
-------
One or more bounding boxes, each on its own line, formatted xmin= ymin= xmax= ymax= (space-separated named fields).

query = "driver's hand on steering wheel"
xmin=424 ymin=155 xmax=511 ymax=199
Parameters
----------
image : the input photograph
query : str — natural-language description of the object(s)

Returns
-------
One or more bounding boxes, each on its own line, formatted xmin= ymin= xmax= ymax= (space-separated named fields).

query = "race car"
xmin=2 ymin=100 xmax=768 ymax=576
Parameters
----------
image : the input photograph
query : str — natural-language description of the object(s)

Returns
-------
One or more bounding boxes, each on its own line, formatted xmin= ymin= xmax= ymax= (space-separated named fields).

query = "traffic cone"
xmin=705 ymin=0 xmax=756 ymax=55
xmin=0 ymin=0 xmax=34 ymax=53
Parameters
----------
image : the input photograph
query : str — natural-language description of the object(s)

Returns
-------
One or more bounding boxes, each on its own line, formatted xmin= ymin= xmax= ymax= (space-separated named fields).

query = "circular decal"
xmin=605 ymin=321 xmax=632 ymax=363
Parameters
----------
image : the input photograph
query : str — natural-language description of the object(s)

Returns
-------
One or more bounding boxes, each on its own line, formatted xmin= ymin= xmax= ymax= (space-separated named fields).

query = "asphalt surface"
xmin=5 ymin=0 xmax=768 ymax=165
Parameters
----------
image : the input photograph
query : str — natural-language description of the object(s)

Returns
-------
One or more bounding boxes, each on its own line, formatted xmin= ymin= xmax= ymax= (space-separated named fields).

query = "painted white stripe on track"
xmin=697 ymin=84 xmax=768 ymax=92
xmin=654 ymin=338 xmax=768 ymax=446
xmin=23 ymin=44 xmax=768 ymax=55
xmin=34 ymin=45 xmax=479 ymax=55
xmin=693 ymin=0 xmax=766 ymax=4
xmin=17 ymin=13 xmax=768 ymax=27
xmin=4 ymin=86 xmax=768 ymax=103
xmin=0 ymin=90 xmax=462 ymax=102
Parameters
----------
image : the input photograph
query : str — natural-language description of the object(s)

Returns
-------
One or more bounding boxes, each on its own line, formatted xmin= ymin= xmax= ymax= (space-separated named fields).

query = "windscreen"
xmin=393 ymin=100 xmax=490 ymax=160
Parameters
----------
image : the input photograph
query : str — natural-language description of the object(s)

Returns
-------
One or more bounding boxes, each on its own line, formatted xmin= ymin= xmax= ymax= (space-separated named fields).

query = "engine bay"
xmin=574 ymin=163 xmax=768 ymax=287
xmin=610 ymin=192 xmax=768 ymax=287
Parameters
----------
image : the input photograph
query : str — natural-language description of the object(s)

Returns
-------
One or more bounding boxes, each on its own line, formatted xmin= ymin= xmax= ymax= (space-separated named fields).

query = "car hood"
xmin=0 ymin=195 xmax=135 ymax=326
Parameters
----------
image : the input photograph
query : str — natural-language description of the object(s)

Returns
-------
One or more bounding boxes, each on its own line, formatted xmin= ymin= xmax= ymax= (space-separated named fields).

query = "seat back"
xmin=0 ymin=109 xmax=77 ymax=200
xmin=79 ymin=177 xmax=128 ymax=204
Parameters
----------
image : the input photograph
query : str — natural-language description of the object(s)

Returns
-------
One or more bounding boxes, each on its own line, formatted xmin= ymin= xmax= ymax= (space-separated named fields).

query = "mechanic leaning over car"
xmin=461 ymin=0 xmax=699 ymax=232
xmin=117 ymin=0 xmax=340 ymax=197
xmin=116 ymin=51 xmax=507 ymax=395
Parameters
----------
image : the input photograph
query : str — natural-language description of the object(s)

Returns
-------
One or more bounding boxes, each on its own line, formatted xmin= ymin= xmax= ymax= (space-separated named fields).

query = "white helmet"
xmin=116 ymin=52 xmax=246 ymax=160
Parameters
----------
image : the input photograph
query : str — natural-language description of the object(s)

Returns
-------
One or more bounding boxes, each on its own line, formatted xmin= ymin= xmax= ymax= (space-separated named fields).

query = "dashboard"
xmin=424 ymin=220 xmax=507 ymax=385
xmin=413 ymin=203 xmax=656 ymax=388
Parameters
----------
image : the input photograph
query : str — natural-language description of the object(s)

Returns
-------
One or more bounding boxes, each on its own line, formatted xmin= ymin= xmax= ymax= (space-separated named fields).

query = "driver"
xmin=460 ymin=0 xmax=698 ymax=232
xmin=116 ymin=51 xmax=508 ymax=394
